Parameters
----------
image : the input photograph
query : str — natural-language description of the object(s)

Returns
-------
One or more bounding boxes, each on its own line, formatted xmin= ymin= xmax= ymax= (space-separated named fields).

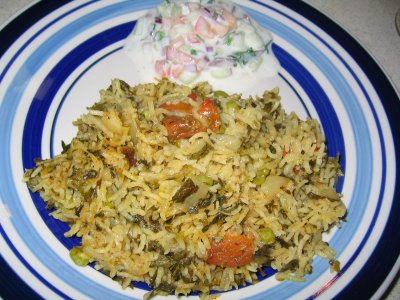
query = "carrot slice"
xmin=207 ymin=234 xmax=255 ymax=267
xmin=160 ymin=98 xmax=221 ymax=140
xmin=197 ymin=99 xmax=221 ymax=132
xmin=162 ymin=115 xmax=206 ymax=140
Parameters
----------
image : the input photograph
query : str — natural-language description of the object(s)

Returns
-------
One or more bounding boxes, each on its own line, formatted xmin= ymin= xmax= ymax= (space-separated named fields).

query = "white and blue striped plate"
xmin=0 ymin=1 xmax=399 ymax=299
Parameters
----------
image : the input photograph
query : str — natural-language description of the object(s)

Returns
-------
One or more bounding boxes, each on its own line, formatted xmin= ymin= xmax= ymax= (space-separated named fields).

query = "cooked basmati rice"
xmin=24 ymin=78 xmax=346 ymax=298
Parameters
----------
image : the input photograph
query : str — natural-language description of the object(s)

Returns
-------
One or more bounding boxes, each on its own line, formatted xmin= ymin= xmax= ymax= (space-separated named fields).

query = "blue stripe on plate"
xmin=0 ymin=254 xmax=42 ymax=300
xmin=0 ymin=0 xmax=73 ymax=56
xmin=0 ymin=225 xmax=72 ymax=300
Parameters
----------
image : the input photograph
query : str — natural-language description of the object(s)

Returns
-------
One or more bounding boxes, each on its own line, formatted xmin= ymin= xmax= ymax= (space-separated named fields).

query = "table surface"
xmin=0 ymin=0 xmax=399 ymax=299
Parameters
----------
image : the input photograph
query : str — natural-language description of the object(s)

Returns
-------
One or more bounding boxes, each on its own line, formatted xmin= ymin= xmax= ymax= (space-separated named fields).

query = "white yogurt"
xmin=124 ymin=0 xmax=280 ymax=91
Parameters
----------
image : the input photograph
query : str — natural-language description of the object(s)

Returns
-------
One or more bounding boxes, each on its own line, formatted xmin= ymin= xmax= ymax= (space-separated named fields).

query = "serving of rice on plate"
xmin=23 ymin=78 xmax=347 ymax=299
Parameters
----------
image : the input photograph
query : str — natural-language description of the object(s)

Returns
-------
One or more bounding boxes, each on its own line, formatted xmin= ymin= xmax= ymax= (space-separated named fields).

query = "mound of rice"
xmin=24 ymin=78 xmax=346 ymax=298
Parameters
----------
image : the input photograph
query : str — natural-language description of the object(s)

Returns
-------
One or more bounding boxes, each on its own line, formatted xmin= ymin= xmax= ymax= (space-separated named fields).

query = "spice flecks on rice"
xmin=24 ymin=78 xmax=346 ymax=298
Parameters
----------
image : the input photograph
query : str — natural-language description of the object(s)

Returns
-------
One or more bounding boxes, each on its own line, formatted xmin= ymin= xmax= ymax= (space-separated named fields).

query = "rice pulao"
xmin=24 ymin=78 xmax=347 ymax=298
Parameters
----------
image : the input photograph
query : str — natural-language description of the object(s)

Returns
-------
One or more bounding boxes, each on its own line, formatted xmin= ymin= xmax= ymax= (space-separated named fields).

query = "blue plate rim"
xmin=0 ymin=1 xmax=399 ymax=300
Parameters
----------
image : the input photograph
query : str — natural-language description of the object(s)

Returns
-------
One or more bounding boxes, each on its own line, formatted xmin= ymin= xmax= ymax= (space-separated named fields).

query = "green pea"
xmin=226 ymin=101 xmax=240 ymax=114
xmin=253 ymin=167 xmax=270 ymax=186
xmin=214 ymin=90 xmax=229 ymax=98
xmin=142 ymin=110 xmax=152 ymax=120
xmin=260 ymin=227 xmax=275 ymax=244
xmin=69 ymin=246 xmax=91 ymax=266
